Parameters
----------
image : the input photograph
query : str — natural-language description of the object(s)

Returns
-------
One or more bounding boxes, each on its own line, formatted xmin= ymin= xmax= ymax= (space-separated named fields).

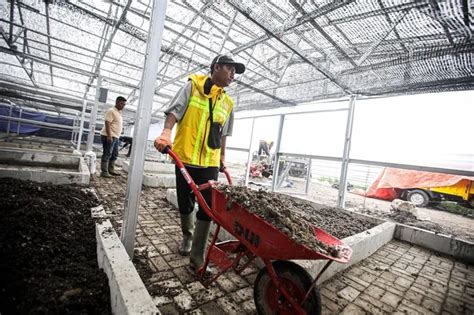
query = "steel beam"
xmin=8 ymin=0 xmax=14 ymax=43
xmin=87 ymin=0 xmax=132 ymax=88
xmin=218 ymin=10 xmax=237 ymax=53
xmin=233 ymin=79 xmax=296 ymax=107
xmin=355 ymin=10 xmax=409 ymax=67
xmin=343 ymin=43 xmax=474 ymax=74
xmin=426 ymin=0 xmax=456 ymax=45
xmin=376 ymin=0 xmax=408 ymax=53
xmin=0 ymin=46 xmax=141 ymax=89
xmin=289 ymin=0 xmax=357 ymax=67
xmin=329 ymin=1 xmax=427 ymax=24
xmin=1 ymin=26 xmax=37 ymax=87
xmin=228 ymin=1 xmax=351 ymax=94
xmin=44 ymin=1 xmax=54 ymax=86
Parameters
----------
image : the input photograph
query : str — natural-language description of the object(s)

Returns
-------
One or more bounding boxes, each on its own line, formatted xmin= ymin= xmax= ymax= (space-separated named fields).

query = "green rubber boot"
xmin=178 ymin=213 xmax=195 ymax=256
xmin=190 ymin=220 xmax=211 ymax=270
xmin=108 ymin=160 xmax=120 ymax=176
xmin=100 ymin=160 xmax=112 ymax=178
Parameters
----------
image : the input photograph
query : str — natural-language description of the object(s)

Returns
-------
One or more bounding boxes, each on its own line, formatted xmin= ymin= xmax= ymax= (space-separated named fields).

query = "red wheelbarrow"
xmin=165 ymin=148 xmax=352 ymax=315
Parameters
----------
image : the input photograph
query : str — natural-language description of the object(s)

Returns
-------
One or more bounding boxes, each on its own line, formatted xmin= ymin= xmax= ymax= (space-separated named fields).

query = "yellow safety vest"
xmin=173 ymin=74 xmax=234 ymax=167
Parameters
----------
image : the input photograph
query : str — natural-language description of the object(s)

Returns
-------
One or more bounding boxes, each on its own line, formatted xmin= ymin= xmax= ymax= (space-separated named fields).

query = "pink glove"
xmin=154 ymin=128 xmax=172 ymax=152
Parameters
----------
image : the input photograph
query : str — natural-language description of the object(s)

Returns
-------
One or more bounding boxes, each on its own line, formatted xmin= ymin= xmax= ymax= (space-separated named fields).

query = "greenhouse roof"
xmin=1 ymin=0 xmax=473 ymax=121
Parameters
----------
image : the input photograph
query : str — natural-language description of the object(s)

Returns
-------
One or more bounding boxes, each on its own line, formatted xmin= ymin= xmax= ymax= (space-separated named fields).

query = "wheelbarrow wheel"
xmin=254 ymin=260 xmax=321 ymax=315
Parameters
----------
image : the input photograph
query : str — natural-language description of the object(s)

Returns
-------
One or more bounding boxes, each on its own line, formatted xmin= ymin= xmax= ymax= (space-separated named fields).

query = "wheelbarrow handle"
xmin=163 ymin=148 xmax=232 ymax=218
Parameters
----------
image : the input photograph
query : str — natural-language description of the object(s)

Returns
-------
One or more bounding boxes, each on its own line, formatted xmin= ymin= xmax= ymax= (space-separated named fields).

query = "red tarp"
xmin=361 ymin=168 xmax=474 ymax=201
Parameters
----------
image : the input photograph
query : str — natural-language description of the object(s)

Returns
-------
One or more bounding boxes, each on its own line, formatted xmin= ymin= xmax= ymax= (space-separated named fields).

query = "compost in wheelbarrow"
xmin=211 ymin=184 xmax=351 ymax=262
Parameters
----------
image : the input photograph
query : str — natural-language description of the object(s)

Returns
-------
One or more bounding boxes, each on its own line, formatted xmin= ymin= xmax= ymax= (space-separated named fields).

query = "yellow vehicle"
xmin=400 ymin=179 xmax=474 ymax=208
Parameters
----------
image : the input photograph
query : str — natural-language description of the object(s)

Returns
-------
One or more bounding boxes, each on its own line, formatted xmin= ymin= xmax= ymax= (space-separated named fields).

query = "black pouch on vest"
xmin=208 ymin=122 xmax=222 ymax=149
xmin=207 ymin=98 xmax=222 ymax=149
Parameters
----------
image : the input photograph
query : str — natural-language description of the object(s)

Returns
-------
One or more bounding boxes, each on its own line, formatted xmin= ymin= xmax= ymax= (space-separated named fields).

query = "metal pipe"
xmin=6 ymin=101 xmax=13 ymax=137
xmin=304 ymin=158 xmax=312 ymax=195
xmin=244 ymin=118 xmax=256 ymax=187
xmin=86 ymin=76 xmax=102 ymax=152
xmin=76 ymin=99 xmax=87 ymax=151
xmin=121 ymin=0 xmax=168 ymax=257
xmin=16 ymin=107 xmax=22 ymax=134
xmin=9 ymin=0 xmax=14 ymax=43
xmin=337 ymin=95 xmax=356 ymax=208
xmin=0 ymin=115 xmax=82 ymax=131
xmin=44 ymin=1 xmax=54 ymax=86
xmin=271 ymin=115 xmax=285 ymax=191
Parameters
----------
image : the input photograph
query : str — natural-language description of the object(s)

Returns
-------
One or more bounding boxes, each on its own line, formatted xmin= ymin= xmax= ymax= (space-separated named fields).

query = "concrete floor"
xmin=92 ymin=169 xmax=474 ymax=315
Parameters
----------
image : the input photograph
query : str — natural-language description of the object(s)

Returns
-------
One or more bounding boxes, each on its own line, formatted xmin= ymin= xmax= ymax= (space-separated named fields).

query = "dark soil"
xmin=216 ymin=185 xmax=376 ymax=257
xmin=0 ymin=178 xmax=111 ymax=314
xmin=387 ymin=208 xmax=451 ymax=235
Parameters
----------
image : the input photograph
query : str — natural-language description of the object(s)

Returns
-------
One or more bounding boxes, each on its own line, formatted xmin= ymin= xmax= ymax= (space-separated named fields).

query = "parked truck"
xmin=399 ymin=179 xmax=474 ymax=208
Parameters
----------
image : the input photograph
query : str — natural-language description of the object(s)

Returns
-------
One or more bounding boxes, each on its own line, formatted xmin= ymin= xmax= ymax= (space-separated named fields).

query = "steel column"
xmin=271 ymin=114 xmax=285 ymax=192
xmin=337 ymin=95 xmax=356 ymax=208
xmin=121 ymin=0 xmax=168 ymax=257
xmin=76 ymin=98 xmax=88 ymax=151
xmin=16 ymin=107 xmax=22 ymax=134
xmin=244 ymin=118 xmax=256 ymax=187
xmin=305 ymin=158 xmax=312 ymax=195
xmin=9 ymin=0 xmax=14 ymax=43
xmin=44 ymin=1 xmax=54 ymax=86
xmin=6 ymin=101 xmax=13 ymax=137
xmin=86 ymin=76 xmax=102 ymax=152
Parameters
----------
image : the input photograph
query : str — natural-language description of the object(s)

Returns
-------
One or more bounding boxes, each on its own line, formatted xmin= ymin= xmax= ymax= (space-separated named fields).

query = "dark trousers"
xmin=258 ymin=142 xmax=270 ymax=156
xmin=101 ymin=135 xmax=119 ymax=163
xmin=175 ymin=165 xmax=219 ymax=221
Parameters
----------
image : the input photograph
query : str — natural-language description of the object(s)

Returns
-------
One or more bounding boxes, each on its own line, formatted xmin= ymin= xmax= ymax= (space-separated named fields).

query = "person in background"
xmin=100 ymin=96 xmax=126 ymax=177
xmin=258 ymin=139 xmax=274 ymax=157
xmin=119 ymin=135 xmax=133 ymax=158
xmin=154 ymin=55 xmax=245 ymax=273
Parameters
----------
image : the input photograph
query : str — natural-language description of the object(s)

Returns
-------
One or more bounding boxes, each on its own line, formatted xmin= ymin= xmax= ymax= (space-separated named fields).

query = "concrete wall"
xmin=0 ymin=141 xmax=76 ymax=154
xmin=122 ymin=160 xmax=175 ymax=174
xmin=394 ymin=224 xmax=474 ymax=264
xmin=296 ymin=221 xmax=396 ymax=284
xmin=123 ymin=160 xmax=176 ymax=188
xmin=95 ymin=217 xmax=159 ymax=314
xmin=0 ymin=148 xmax=90 ymax=185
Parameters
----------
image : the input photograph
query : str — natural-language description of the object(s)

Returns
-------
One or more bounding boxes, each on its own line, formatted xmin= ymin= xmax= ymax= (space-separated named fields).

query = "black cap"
xmin=210 ymin=55 xmax=245 ymax=74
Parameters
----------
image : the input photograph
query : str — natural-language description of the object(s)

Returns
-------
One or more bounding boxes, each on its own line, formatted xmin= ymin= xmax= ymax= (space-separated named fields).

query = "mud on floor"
xmin=0 ymin=178 xmax=111 ymax=314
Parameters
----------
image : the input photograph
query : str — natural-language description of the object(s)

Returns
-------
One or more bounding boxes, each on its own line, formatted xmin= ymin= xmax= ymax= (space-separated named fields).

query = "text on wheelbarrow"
xmin=234 ymin=220 xmax=260 ymax=248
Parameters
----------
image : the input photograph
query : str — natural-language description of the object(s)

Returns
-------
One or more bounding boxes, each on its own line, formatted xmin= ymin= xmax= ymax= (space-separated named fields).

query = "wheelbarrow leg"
xmin=302 ymin=260 xmax=333 ymax=304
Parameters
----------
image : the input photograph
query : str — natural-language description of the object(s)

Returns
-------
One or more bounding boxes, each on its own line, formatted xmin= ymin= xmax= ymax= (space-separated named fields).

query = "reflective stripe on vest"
xmin=173 ymin=82 xmax=233 ymax=167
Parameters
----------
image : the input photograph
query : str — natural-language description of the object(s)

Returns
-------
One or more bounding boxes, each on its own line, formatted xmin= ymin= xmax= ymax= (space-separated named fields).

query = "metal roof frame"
xmin=0 ymin=0 xmax=472 ymax=122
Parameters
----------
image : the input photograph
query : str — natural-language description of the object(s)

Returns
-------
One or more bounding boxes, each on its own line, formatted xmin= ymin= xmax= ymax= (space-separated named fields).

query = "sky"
xmin=225 ymin=90 xmax=474 ymax=172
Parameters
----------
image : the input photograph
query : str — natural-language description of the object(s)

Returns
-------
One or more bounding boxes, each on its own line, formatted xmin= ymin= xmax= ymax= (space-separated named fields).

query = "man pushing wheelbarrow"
xmin=155 ymin=56 xmax=352 ymax=314
xmin=154 ymin=55 xmax=245 ymax=272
